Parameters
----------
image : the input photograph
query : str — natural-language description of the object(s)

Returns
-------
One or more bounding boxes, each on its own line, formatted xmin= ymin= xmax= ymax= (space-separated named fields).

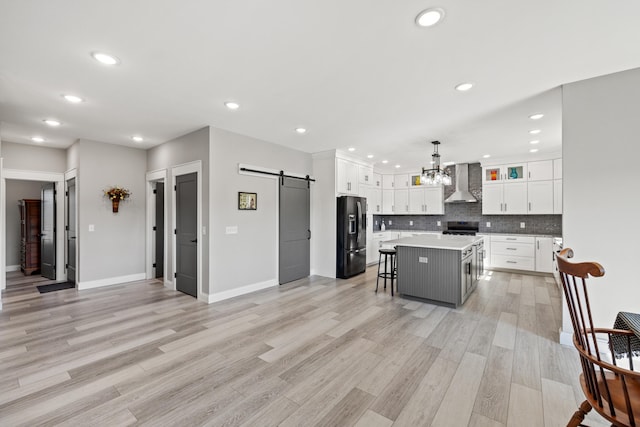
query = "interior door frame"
xmin=0 ymin=168 xmax=66 ymax=290
xmin=171 ymin=161 xmax=202 ymax=301
xmin=145 ymin=168 xmax=170 ymax=287
xmin=65 ymin=169 xmax=78 ymax=285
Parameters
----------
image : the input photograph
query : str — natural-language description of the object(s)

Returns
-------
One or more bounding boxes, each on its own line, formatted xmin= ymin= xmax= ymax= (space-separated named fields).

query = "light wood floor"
xmin=0 ymin=268 xmax=609 ymax=426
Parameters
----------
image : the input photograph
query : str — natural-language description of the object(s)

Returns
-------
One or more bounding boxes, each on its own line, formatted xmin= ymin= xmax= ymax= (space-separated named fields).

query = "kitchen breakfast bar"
xmin=384 ymin=234 xmax=485 ymax=308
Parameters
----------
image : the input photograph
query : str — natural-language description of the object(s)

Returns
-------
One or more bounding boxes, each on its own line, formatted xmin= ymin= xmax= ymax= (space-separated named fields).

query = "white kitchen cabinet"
xmin=553 ymin=179 xmax=562 ymax=214
xmin=365 ymin=186 xmax=381 ymax=214
xmin=359 ymin=165 xmax=373 ymax=185
xmin=553 ymin=159 xmax=562 ymax=179
xmin=483 ymin=163 xmax=528 ymax=184
xmin=382 ymin=174 xmax=394 ymax=190
xmin=382 ymin=189 xmax=394 ymax=214
xmin=491 ymin=235 xmax=535 ymax=270
xmin=408 ymin=188 xmax=424 ymax=214
xmin=409 ymin=172 xmax=423 ymax=187
xmin=535 ymin=237 xmax=554 ymax=273
xmin=370 ymin=232 xmax=387 ymax=264
xmin=394 ymin=189 xmax=409 ymax=214
xmin=409 ymin=186 xmax=444 ymax=214
xmin=527 ymin=160 xmax=553 ymax=181
xmin=394 ymin=174 xmax=409 ymax=189
xmin=373 ymin=173 xmax=382 ymax=188
xmin=527 ymin=180 xmax=554 ymax=214
xmin=482 ymin=182 xmax=527 ymax=214
xmin=336 ymin=158 xmax=359 ymax=195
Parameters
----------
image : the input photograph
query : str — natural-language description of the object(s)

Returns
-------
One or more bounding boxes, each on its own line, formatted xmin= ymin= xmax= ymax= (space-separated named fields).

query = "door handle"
xmin=307 ymin=229 xmax=311 ymax=240
xmin=190 ymin=239 xmax=197 ymax=243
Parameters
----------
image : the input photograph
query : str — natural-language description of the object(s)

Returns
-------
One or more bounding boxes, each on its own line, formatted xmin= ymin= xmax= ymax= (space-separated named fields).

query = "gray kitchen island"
xmin=384 ymin=234 xmax=484 ymax=308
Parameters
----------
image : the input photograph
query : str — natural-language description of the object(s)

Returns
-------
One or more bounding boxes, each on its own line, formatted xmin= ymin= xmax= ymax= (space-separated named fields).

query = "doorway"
xmin=279 ymin=176 xmax=310 ymax=284
xmin=175 ymin=172 xmax=197 ymax=297
xmin=1 ymin=174 xmax=65 ymax=291
xmin=40 ymin=182 xmax=56 ymax=280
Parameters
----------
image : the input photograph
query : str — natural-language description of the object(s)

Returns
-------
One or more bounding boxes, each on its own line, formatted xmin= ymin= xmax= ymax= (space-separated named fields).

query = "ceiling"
xmin=1 ymin=1 xmax=639 ymax=173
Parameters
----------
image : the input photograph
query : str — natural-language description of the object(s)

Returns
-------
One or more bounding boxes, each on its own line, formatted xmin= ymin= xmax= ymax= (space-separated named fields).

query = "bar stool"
xmin=376 ymin=248 xmax=397 ymax=296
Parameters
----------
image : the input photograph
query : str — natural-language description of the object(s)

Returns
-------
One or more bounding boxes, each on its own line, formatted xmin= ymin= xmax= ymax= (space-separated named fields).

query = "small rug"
xmin=37 ymin=282 xmax=75 ymax=294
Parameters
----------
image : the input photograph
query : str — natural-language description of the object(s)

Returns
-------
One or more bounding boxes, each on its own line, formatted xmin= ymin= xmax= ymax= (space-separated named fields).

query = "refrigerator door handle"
xmin=307 ymin=229 xmax=311 ymax=240
xmin=356 ymin=200 xmax=362 ymax=245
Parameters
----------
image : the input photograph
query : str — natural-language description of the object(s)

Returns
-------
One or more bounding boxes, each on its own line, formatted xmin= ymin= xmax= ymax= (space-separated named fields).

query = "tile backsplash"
xmin=372 ymin=163 xmax=562 ymax=236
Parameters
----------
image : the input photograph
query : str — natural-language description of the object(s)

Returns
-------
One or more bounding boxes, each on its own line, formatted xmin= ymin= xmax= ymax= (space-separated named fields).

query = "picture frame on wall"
xmin=238 ymin=192 xmax=257 ymax=210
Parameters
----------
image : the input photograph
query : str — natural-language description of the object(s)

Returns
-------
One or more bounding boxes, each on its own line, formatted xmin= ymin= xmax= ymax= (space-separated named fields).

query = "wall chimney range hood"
xmin=445 ymin=163 xmax=478 ymax=203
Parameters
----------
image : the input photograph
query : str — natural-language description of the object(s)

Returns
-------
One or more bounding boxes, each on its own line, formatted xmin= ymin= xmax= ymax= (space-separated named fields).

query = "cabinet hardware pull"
xmin=529 ymin=202 xmax=531 ymax=211
xmin=506 ymin=238 xmax=516 ymax=240
xmin=507 ymin=248 xmax=517 ymax=250
xmin=507 ymin=261 xmax=517 ymax=264
xmin=505 ymin=203 xmax=507 ymax=211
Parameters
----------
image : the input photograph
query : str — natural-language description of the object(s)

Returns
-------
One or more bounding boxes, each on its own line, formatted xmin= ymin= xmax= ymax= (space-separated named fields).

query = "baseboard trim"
xmin=560 ymin=328 xmax=573 ymax=347
xmin=5 ymin=265 xmax=20 ymax=272
xmin=207 ymin=279 xmax=278 ymax=304
xmin=77 ymin=273 xmax=146 ymax=290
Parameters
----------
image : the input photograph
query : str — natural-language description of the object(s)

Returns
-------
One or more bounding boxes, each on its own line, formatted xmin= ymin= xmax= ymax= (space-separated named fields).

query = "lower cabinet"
xmin=489 ymin=234 xmax=556 ymax=273
xmin=535 ymin=237 xmax=554 ymax=273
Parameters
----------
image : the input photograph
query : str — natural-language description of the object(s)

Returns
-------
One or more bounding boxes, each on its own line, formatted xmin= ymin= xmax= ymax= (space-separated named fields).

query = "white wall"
xmin=147 ymin=127 xmax=210 ymax=294
xmin=562 ymin=67 xmax=640 ymax=334
xmin=4 ymin=180 xmax=42 ymax=267
xmin=311 ymin=151 xmax=338 ymax=278
xmin=1 ymin=141 xmax=67 ymax=172
xmin=77 ymin=140 xmax=147 ymax=285
xmin=209 ymin=127 xmax=312 ymax=296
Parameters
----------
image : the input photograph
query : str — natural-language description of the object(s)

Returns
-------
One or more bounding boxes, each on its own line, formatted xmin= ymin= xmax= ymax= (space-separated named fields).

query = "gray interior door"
xmin=41 ymin=182 xmax=56 ymax=280
xmin=155 ymin=182 xmax=164 ymax=279
xmin=66 ymin=178 xmax=76 ymax=284
xmin=279 ymin=177 xmax=310 ymax=284
xmin=175 ymin=173 xmax=197 ymax=297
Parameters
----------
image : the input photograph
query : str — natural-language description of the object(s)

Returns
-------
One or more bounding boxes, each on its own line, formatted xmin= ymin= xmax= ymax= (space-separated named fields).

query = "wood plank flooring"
xmin=0 ymin=269 xmax=610 ymax=426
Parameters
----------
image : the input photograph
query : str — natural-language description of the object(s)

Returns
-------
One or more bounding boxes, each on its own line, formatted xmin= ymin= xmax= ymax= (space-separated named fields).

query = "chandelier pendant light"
xmin=421 ymin=141 xmax=452 ymax=185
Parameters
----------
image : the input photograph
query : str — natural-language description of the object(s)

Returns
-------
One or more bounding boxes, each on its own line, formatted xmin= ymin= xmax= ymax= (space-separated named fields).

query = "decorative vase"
xmin=112 ymin=199 xmax=120 ymax=213
xmin=509 ymin=168 xmax=518 ymax=179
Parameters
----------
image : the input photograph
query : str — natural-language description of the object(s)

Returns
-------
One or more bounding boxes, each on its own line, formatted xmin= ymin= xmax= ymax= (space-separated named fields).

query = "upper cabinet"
xmin=382 ymin=174 xmax=394 ymax=190
xmin=527 ymin=160 xmax=553 ymax=181
xmin=336 ymin=158 xmax=359 ymax=195
xmin=409 ymin=186 xmax=444 ymax=214
xmin=394 ymin=174 xmax=409 ymax=189
xmin=359 ymin=165 xmax=374 ymax=185
xmin=483 ymin=163 xmax=528 ymax=184
xmin=373 ymin=172 xmax=382 ymax=188
xmin=482 ymin=157 xmax=562 ymax=216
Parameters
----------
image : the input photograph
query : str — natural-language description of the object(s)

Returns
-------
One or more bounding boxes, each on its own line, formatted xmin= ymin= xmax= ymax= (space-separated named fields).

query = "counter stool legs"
xmin=376 ymin=249 xmax=396 ymax=296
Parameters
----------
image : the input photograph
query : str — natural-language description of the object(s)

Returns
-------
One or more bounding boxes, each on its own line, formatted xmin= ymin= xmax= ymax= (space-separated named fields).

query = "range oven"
xmin=442 ymin=221 xmax=479 ymax=236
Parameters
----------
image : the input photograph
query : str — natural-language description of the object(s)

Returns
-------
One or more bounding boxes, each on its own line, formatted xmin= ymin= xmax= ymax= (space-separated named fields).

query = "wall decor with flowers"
xmin=104 ymin=186 xmax=131 ymax=213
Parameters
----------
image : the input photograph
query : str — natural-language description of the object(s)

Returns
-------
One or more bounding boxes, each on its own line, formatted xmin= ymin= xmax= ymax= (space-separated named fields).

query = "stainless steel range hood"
xmin=445 ymin=163 xmax=478 ymax=203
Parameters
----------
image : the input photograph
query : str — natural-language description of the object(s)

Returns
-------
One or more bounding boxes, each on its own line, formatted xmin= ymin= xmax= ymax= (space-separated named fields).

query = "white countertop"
xmin=384 ymin=234 xmax=484 ymax=251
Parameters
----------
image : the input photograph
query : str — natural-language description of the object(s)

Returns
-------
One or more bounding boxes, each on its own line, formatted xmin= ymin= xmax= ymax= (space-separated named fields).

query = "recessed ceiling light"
xmin=91 ymin=52 xmax=120 ymax=65
xmin=367 ymin=154 xmax=374 ymax=159
xmin=455 ymin=82 xmax=473 ymax=92
xmin=31 ymin=136 xmax=45 ymax=143
xmin=132 ymin=136 xmax=144 ymax=143
xmin=529 ymin=140 xmax=540 ymax=144
xmin=530 ymin=148 xmax=539 ymax=153
xmin=529 ymin=113 xmax=544 ymax=120
xmin=225 ymin=101 xmax=240 ymax=110
xmin=395 ymin=164 xmax=401 ymax=168
xmin=415 ymin=8 xmax=445 ymax=27
xmin=483 ymin=154 xmax=490 ymax=158
xmin=382 ymin=160 xmax=389 ymax=164
xmin=43 ymin=119 xmax=61 ymax=127
xmin=529 ymin=129 xmax=541 ymax=135
xmin=63 ymin=94 xmax=84 ymax=103
xmin=348 ymin=147 xmax=356 ymax=152
xmin=295 ymin=127 xmax=307 ymax=134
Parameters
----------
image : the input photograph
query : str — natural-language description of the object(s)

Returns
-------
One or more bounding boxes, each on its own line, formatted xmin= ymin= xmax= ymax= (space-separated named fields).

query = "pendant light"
xmin=421 ymin=141 xmax=452 ymax=185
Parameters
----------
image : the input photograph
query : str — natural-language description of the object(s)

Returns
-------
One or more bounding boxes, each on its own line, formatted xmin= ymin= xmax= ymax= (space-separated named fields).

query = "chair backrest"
xmin=556 ymin=247 xmax=605 ymax=359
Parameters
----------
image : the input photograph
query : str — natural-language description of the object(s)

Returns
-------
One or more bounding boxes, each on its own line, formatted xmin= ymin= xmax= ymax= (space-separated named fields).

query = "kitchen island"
xmin=384 ymin=234 xmax=484 ymax=308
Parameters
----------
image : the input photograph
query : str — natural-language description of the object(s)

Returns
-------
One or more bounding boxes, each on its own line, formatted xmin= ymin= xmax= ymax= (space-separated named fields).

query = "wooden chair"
xmin=557 ymin=248 xmax=640 ymax=426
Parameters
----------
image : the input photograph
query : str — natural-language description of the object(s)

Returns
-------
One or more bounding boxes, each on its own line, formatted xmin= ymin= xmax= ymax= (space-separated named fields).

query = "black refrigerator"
xmin=336 ymin=196 xmax=367 ymax=278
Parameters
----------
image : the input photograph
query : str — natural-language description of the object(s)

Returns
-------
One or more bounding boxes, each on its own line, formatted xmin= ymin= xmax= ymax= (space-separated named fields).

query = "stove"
xmin=442 ymin=221 xmax=479 ymax=236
